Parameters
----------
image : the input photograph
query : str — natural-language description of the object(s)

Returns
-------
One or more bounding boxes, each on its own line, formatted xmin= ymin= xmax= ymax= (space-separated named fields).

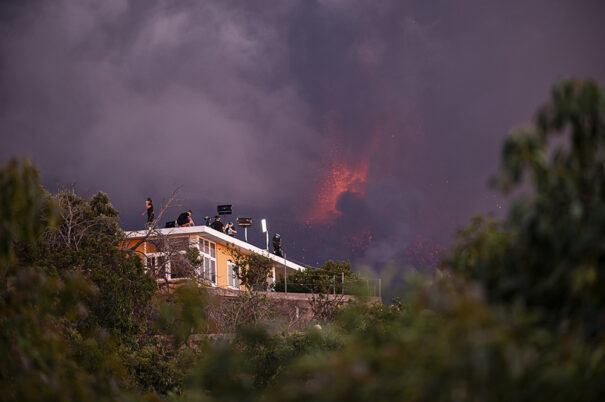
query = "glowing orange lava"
xmin=306 ymin=158 xmax=369 ymax=224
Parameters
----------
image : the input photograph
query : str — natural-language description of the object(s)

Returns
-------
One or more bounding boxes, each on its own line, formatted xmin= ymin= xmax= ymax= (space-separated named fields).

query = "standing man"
xmin=210 ymin=215 xmax=224 ymax=232
xmin=141 ymin=198 xmax=154 ymax=228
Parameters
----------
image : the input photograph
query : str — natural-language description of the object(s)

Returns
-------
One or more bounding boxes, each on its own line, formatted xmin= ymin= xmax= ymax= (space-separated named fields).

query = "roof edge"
xmin=123 ymin=226 xmax=305 ymax=271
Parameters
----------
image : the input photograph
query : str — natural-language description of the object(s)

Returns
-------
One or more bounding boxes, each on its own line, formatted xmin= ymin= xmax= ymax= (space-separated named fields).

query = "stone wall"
xmin=207 ymin=288 xmax=381 ymax=330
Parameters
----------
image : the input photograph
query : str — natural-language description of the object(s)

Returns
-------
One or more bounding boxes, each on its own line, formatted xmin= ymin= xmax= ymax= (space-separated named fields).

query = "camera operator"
xmin=225 ymin=222 xmax=237 ymax=237
xmin=210 ymin=215 xmax=224 ymax=232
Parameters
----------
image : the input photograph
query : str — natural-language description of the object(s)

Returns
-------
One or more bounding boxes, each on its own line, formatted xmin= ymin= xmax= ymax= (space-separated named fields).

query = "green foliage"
xmin=262 ymin=280 xmax=605 ymax=402
xmin=182 ymin=327 xmax=339 ymax=402
xmin=0 ymin=158 xmax=175 ymax=401
xmin=123 ymin=343 xmax=194 ymax=395
xmin=0 ymin=158 xmax=132 ymax=401
xmin=185 ymin=247 xmax=201 ymax=265
xmin=228 ymin=248 xmax=274 ymax=290
xmin=17 ymin=186 xmax=158 ymax=340
xmin=85 ymin=253 xmax=156 ymax=338
xmin=0 ymin=157 xmax=56 ymax=282
xmin=155 ymin=281 xmax=208 ymax=347
xmin=178 ymin=277 xmax=605 ymax=402
xmin=274 ymin=260 xmax=362 ymax=294
xmin=447 ymin=79 xmax=605 ymax=338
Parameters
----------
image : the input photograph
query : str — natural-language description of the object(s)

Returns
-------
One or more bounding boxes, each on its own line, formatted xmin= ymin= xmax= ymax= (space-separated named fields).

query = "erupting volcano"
xmin=305 ymin=154 xmax=369 ymax=224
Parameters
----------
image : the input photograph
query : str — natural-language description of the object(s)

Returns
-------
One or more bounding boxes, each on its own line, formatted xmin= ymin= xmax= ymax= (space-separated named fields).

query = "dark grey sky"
xmin=1 ymin=0 xmax=604 ymax=268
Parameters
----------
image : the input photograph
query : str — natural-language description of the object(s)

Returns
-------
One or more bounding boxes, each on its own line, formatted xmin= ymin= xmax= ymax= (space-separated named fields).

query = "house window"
xmin=169 ymin=252 xmax=189 ymax=280
xmin=145 ymin=252 xmax=168 ymax=279
xmin=145 ymin=251 xmax=190 ymax=280
xmin=199 ymin=239 xmax=217 ymax=284
xmin=227 ymin=261 xmax=240 ymax=289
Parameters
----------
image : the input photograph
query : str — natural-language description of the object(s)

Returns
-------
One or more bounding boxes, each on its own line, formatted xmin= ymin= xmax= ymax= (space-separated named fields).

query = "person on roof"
xmin=225 ymin=222 xmax=237 ymax=237
xmin=210 ymin=215 xmax=224 ymax=232
xmin=177 ymin=210 xmax=194 ymax=227
xmin=141 ymin=197 xmax=154 ymax=227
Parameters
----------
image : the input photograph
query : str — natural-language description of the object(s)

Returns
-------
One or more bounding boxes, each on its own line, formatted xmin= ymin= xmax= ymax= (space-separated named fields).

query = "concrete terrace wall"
xmin=208 ymin=288 xmax=382 ymax=330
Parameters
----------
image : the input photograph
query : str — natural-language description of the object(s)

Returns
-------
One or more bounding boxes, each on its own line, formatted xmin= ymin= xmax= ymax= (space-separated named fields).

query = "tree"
xmin=228 ymin=247 xmax=274 ymax=291
xmin=446 ymin=79 xmax=605 ymax=338
xmin=0 ymin=158 xmax=134 ymax=401
xmin=18 ymin=186 xmax=158 ymax=340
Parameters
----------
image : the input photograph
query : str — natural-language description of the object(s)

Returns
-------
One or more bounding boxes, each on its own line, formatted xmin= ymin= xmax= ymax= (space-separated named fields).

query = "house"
xmin=122 ymin=225 xmax=304 ymax=290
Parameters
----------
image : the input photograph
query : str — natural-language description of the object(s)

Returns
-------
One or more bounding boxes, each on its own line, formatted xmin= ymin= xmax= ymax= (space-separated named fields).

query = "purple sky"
xmin=1 ymin=0 xmax=604 ymax=270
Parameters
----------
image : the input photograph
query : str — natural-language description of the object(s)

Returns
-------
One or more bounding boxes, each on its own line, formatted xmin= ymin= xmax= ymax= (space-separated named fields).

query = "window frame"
xmin=145 ymin=252 xmax=170 ymax=279
xmin=227 ymin=261 xmax=241 ymax=290
xmin=199 ymin=238 xmax=217 ymax=286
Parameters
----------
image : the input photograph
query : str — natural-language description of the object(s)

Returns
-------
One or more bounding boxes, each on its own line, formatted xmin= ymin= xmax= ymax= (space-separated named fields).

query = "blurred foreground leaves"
xmin=448 ymin=79 xmax=605 ymax=338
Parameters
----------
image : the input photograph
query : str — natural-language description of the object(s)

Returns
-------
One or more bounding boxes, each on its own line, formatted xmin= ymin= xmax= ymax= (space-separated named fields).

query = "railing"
xmin=273 ymin=272 xmax=381 ymax=299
